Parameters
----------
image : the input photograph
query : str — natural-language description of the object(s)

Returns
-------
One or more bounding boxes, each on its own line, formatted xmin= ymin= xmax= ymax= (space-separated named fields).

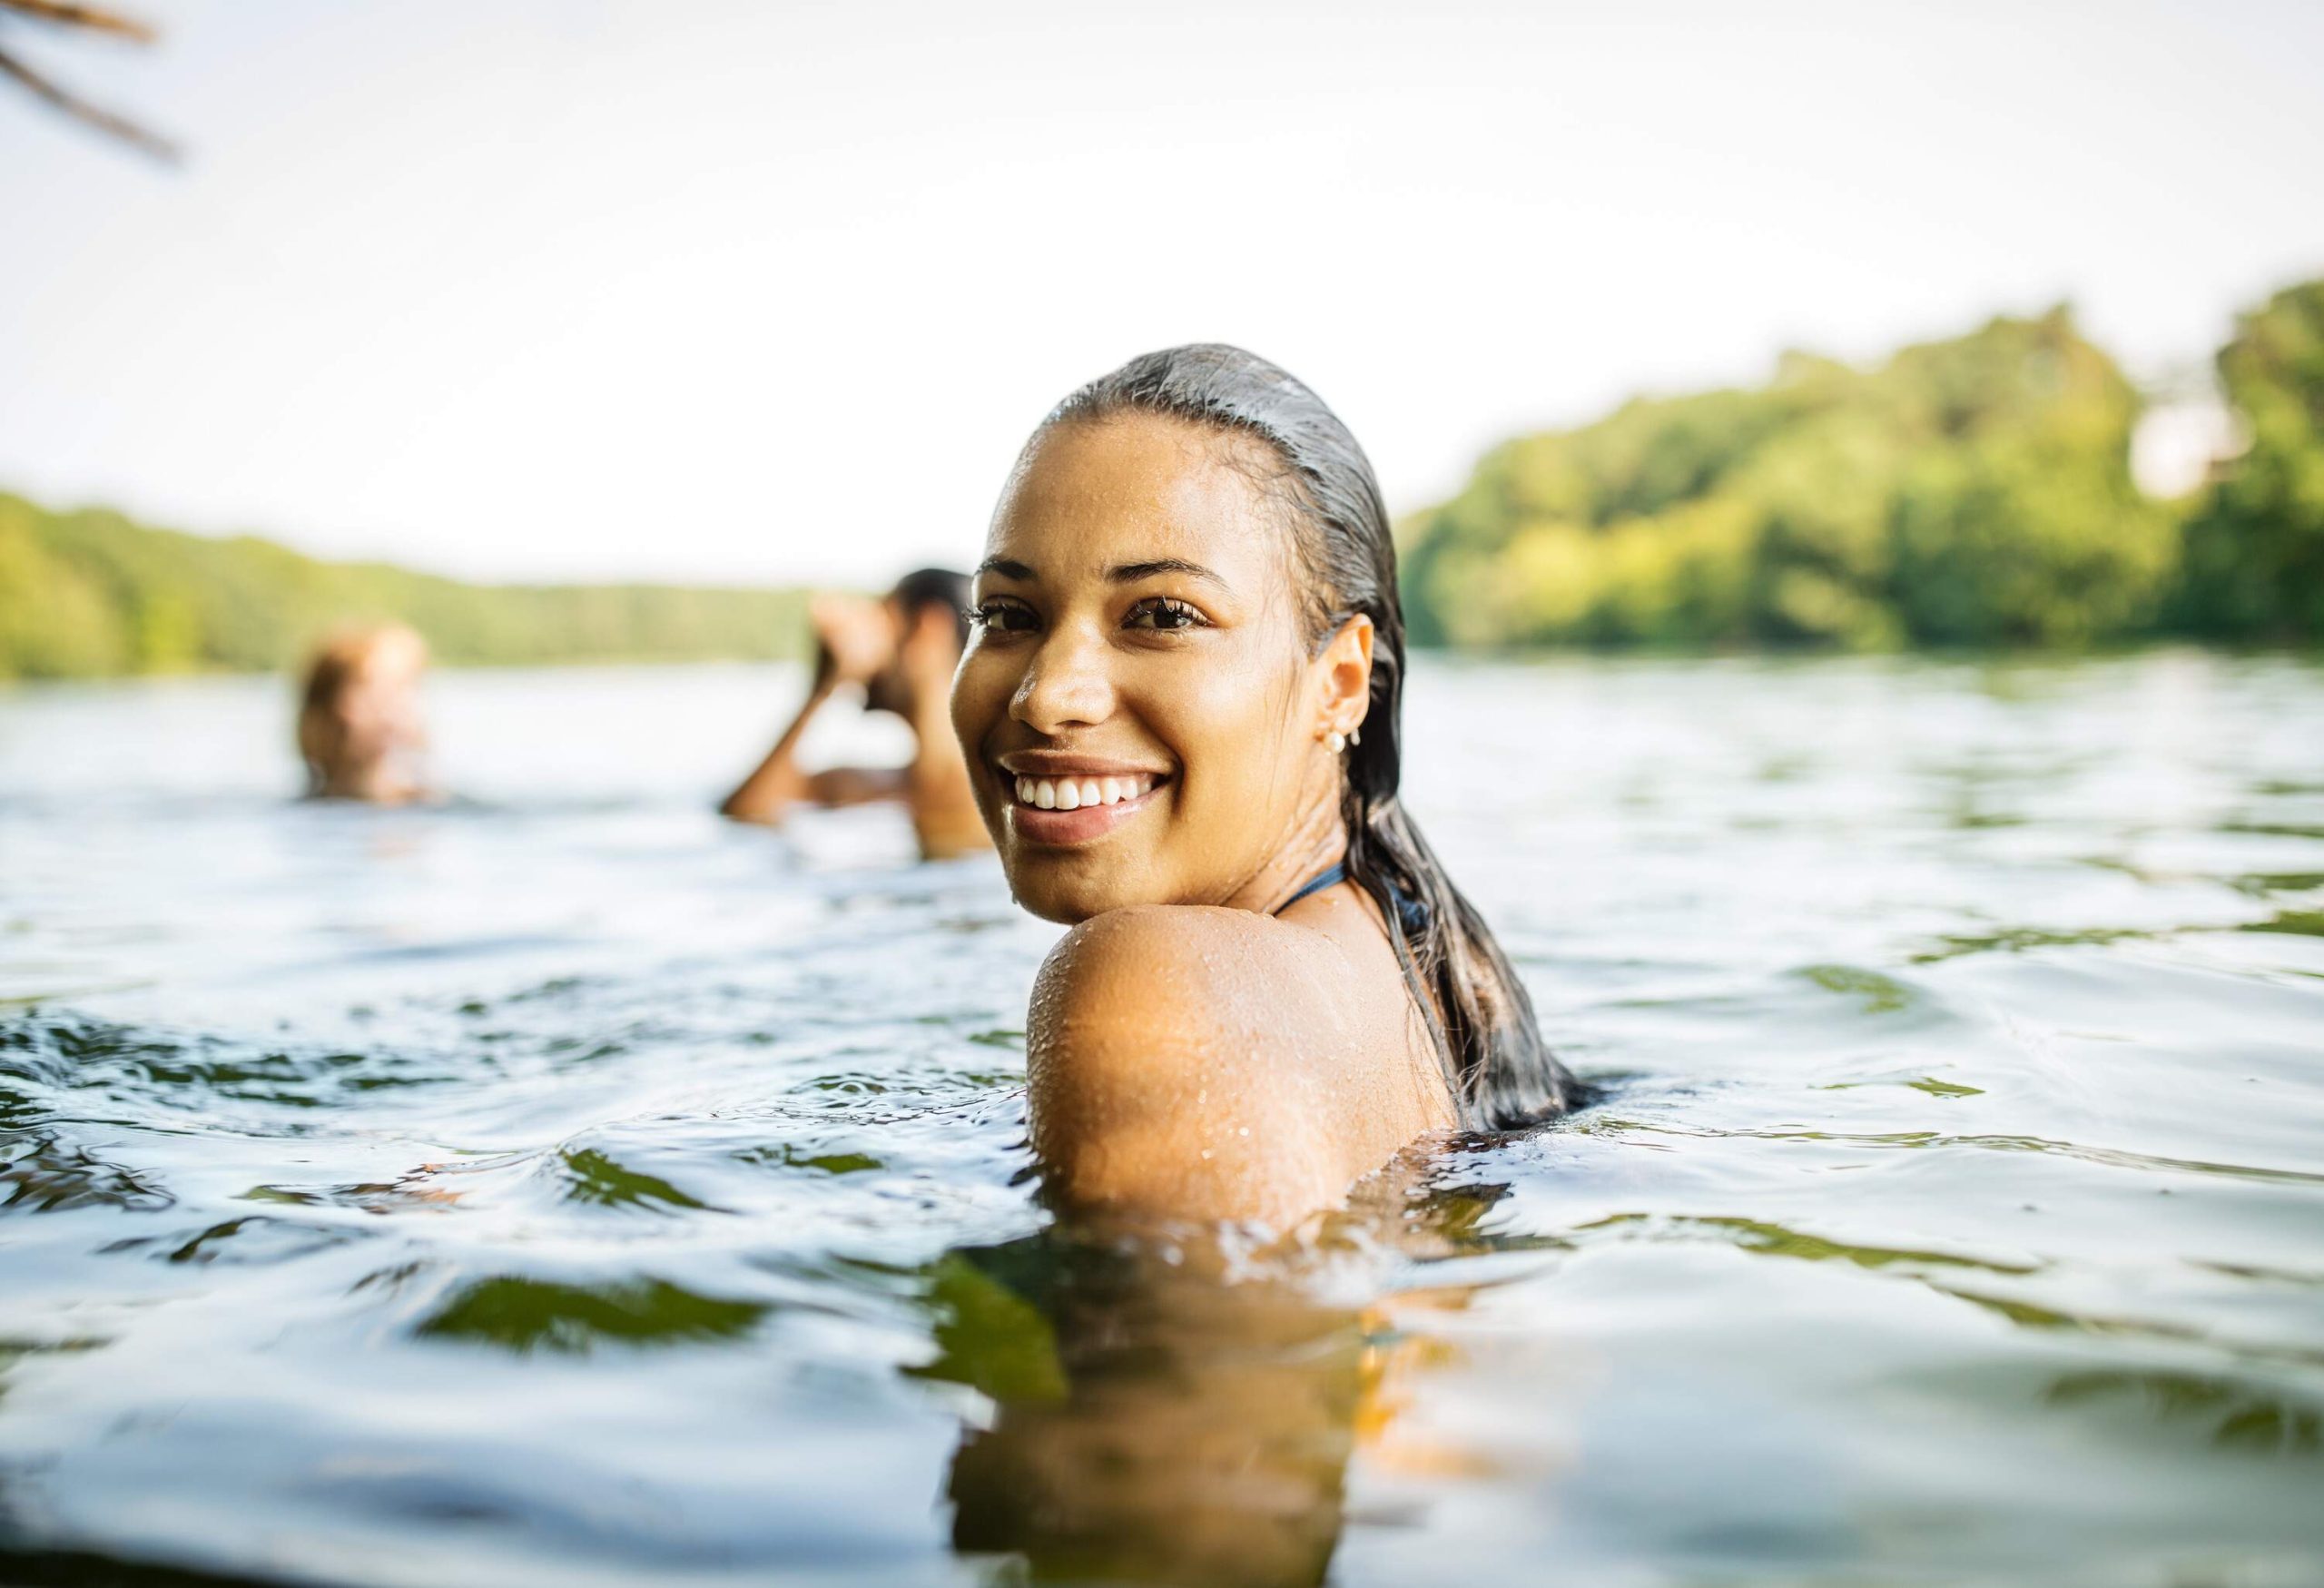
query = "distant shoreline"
xmin=8 ymin=642 xmax=2319 ymax=695
xmin=1 ymin=490 xmax=816 ymax=682
xmin=11 ymin=280 xmax=2320 ymax=682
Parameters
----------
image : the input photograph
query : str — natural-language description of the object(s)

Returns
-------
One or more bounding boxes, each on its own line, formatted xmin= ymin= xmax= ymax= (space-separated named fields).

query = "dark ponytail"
xmin=1042 ymin=345 xmax=1580 ymax=1128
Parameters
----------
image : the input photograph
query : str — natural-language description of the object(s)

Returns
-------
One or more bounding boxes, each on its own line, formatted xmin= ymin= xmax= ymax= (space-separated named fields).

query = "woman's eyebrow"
xmin=976 ymin=557 xmax=1037 ymax=581
xmin=1109 ymin=558 xmax=1229 ymax=591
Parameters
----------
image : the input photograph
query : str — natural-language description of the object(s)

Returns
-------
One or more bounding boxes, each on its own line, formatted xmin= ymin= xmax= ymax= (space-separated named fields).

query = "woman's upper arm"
xmin=1024 ymin=907 xmax=1354 ymax=1226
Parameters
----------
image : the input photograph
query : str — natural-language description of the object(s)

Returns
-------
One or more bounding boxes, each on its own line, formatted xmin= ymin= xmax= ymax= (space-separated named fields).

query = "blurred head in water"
xmin=951 ymin=344 xmax=1568 ymax=1128
xmin=865 ymin=567 xmax=974 ymax=717
xmin=296 ymin=624 xmax=429 ymax=804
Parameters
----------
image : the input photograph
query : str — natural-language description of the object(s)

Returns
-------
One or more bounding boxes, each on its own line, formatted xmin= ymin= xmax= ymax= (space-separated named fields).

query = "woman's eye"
xmin=971 ymin=600 xmax=1039 ymax=634
xmin=1124 ymin=597 xmax=1207 ymax=632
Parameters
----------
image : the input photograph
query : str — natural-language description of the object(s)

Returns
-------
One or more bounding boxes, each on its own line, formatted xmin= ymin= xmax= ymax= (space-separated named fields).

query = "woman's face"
xmin=950 ymin=411 xmax=1354 ymax=923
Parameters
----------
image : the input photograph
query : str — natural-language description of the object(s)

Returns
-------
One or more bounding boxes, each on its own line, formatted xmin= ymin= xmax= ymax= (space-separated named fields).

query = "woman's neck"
xmin=1219 ymin=780 xmax=1347 ymax=915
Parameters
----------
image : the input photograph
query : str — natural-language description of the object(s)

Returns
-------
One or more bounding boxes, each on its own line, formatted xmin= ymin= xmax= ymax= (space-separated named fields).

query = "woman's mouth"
xmin=1011 ymin=773 xmax=1157 ymax=811
xmin=1000 ymin=769 xmax=1170 ymax=845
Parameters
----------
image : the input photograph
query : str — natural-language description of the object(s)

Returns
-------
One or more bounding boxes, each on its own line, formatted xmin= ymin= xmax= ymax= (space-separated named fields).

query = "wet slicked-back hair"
xmin=1039 ymin=344 xmax=1580 ymax=1129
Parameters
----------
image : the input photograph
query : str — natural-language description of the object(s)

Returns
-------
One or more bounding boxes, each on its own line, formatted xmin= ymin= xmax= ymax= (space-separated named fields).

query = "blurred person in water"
xmin=950 ymin=345 xmax=1583 ymax=1228
xmin=720 ymin=568 xmax=989 ymax=860
xmin=296 ymin=623 xmax=430 ymax=803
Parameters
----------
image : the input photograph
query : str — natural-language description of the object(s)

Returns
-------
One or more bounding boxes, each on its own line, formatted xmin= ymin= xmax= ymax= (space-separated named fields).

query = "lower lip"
xmin=1004 ymin=781 xmax=1167 ymax=846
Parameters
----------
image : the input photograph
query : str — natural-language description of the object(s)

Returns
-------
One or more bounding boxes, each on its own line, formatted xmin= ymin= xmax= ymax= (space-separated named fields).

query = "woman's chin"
xmin=990 ymin=787 xmax=1175 ymax=922
xmin=1000 ymin=856 xmax=1154 ymax=926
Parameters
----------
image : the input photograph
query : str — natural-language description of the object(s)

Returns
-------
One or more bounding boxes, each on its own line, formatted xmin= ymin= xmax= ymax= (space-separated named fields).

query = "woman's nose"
xmin=1009 ymin=626 xmax=1115 ymax=735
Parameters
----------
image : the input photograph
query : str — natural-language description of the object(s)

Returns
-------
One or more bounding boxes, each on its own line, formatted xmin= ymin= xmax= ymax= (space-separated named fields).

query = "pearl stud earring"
xmin=1325 ymin=730 xmax=1347 ymax=754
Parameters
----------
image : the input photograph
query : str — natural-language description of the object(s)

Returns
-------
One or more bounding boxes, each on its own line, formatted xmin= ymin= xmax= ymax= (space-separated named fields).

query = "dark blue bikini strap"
xmin=1275 ymin=861 xmax=1347 ymax=913
xmin=1276 ymin=860 xmax=1431 ymax=939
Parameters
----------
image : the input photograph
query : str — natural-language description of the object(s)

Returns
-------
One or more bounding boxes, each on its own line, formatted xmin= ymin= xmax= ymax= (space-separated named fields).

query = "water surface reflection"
xmin=1 ymin=656 xmax=2320 ymax=1584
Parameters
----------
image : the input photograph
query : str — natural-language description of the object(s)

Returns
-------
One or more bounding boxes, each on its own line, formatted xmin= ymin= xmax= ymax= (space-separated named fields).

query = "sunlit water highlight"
xmin=3 ymin=655 xmax=2321 ymax=1586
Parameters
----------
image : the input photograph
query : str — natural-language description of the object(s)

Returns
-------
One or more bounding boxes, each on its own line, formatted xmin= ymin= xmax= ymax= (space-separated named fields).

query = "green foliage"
xmin=1404 ymin=309 xmax=2178 ymax=650
xmin=15 ymin=279 xmax=2322 ymax=675
xmin=0 ymin=493 xmax=811 ymax=680
xmin=2168 ymin=279 xmax=2324 ymax=643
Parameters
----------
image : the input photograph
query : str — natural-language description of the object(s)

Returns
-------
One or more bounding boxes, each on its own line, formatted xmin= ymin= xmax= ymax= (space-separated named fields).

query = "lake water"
xmin=3 ymin=655 xmax=2321 ymax=1587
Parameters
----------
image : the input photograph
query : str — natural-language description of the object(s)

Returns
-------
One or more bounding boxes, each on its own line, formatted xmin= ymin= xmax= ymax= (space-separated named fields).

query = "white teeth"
xmin=1011 ymin=772 xmax=1161 ymax=809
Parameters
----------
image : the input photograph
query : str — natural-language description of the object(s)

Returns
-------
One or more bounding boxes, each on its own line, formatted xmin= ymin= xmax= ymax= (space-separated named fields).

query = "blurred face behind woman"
xmin=950 ymin=412 xmax=1357 ymax=922
xmin=298 ymin=624 xmax=429 ymax=803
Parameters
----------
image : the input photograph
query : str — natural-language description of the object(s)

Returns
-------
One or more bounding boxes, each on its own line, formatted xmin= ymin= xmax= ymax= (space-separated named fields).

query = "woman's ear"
xmin=1315 ymin=614 xmax=1374 ymax=734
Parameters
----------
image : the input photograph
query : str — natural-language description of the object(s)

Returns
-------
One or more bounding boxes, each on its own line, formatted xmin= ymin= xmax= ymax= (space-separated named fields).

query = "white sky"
xmin=4 ymin=0 xmax=2320 ymax=587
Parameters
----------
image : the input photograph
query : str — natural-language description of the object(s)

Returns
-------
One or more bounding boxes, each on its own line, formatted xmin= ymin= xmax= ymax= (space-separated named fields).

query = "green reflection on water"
xmin=1938 ymin=1287 xmax=2324 ymax=1370
xmin=2247 ymin=910 xmax=2324 ymax=938
xmin=1798 ymin=963 xmax=1918 ymax=1013
xmin=237 ymin=1184 xmax=320 ymax=1206
xmin=416 ymin=1276 xmax=769 ymax=1354
xmin=556 ymin=1148 xmax=710 ymax=1212
xmin=732 ymin=1142 xmax=885 ymax=1176
xmin=1582 ymin=1212 xmax=2041 ymax=1277
xmin=2232 ymin=872 xmax=2324 ymax=897
xmin=1912 ymin=925 xmax=2161 ymax=962
xmin=905 ymin=1253 xmax=1068 ymax=1406
xmin=2042 ymin=1369 xmax=2323 ymax=1458
xmin=153 ymin=1215 xmax=351 ymax=1266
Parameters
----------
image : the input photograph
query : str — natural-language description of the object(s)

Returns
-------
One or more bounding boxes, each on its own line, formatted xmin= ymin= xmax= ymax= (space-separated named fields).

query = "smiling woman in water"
xmin=950 ymin=344 xmax=1581 ymax=1227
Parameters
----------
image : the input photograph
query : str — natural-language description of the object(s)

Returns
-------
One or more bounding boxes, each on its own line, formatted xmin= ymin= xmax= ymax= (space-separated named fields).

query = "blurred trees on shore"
xmin=0 ymin=497 xmax=808 ymax=680
xmin=2165 ymin=280 xmax=2324 ymax=644
xmin=1404 ymin=275 xmax=2324 ymax=652
xmin=7 ymin=275 xmax=2321 ymax=681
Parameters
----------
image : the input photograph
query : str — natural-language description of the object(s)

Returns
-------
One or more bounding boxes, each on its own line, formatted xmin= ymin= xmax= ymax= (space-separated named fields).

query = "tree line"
xmin=0 ymin=496 xmax=810 ymax=679
xmin=6 ymin=274 xmax=2319 ymax=680
xmin=1403 ymin=276 xmax=2324 ymax=650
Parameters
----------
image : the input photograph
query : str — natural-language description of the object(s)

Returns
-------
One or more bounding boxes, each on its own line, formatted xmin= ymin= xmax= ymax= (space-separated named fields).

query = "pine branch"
xmin=0 ymin=39 xmax=177 ymax=162
xmin=0 ymin=1 xmax=158 ymax=43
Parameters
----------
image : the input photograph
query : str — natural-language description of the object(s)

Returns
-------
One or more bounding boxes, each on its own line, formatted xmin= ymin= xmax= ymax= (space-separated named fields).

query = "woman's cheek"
xmin=950 ymin=647 xmax=1000 ymax=740
xmin=1138 ymin=649 xmax=1287 ymax=837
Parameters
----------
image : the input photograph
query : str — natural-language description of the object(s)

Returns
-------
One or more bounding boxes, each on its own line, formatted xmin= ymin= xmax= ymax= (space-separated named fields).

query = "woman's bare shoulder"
xmin=1023 ymin=904 xmax=1434 ymax=1226
xmin=1032 ymin=903 xmax=1358 ymax=1035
